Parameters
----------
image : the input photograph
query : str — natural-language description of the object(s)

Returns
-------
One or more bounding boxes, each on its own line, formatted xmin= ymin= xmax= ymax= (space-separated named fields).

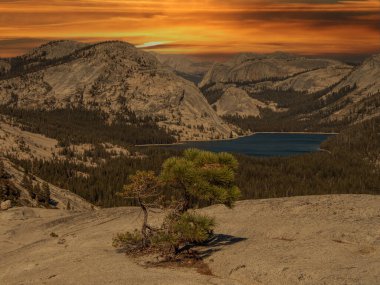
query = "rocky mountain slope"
xmin=0 ymin=60 xmax=11 ymax=77
xmin=212 ymin=86 xmax=277 ymax=118
xmin=319 ymin=54 xmax=380 ymax=123
xmin=1 ymin=158 xmax=95 ymax=211
xmin=1 ymin=195 xmax=379 ymax=284
xmin=0 ymin=41 xmax=236 ymax=141
xmin=199 ymin=52 xmax=350 ymax=90
xmin=154 ymin=53 xmax=212 ymax=84
xmin=200 ymin=53 xmax=352 ymax=118
xmin=200 ymin=52 xmax=379 ymax=127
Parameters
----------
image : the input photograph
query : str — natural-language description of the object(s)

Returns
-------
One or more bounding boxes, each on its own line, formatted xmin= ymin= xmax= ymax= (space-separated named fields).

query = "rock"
xmin=199 ymin=52 xmax=348 ymax=88
xmin=212 ymin=86 xmax=269 ymax=118
xmin=0 ymin=200 xmax=12 ymax=210
xmin=0 ymin=41 xmax=236 ymax=141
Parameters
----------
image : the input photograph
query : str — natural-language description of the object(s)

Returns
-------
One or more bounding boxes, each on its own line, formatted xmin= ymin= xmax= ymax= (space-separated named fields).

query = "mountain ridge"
xmin=0 ymin=41 xmax=237 ymax=141
xmin=199 ymin=51 xmax=379 ymax=129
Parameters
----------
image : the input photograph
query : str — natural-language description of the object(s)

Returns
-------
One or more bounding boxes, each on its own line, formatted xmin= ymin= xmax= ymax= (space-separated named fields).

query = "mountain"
xmin=211 ymin=86 xmax=278 ymax=118
xmin=200 ymin=53 xmax=352 ymax=119
xmin=318 ymin=54 xmax=380 ymax=124
xmin=200 ymin=52 xmax=379 ymax=130
xmin=25 ymin=40 xmax=89 ymax=60
xmin=154 ymin=53 xmax=213 ymax=84
xmin=0 ymin=60 xmax=11 ymax=77
xmin=199 ymin=52 xmax=350 ymax=89
xmin=0 ymin=41 xmax=236 ymax=141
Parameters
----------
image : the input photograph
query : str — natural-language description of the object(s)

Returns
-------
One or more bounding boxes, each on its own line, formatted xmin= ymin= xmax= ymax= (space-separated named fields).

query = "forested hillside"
xmin=0 ymin=106 xmax=176 ymax=146
xmin=7 ymin=117 xmax=379 ymax=207
xmin=201 ymin=52 xmax=380 ymax=132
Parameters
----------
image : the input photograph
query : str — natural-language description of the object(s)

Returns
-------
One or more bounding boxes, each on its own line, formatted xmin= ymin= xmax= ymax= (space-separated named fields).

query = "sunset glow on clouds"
xmin=0 ymin=0 xmax=379 ymax=58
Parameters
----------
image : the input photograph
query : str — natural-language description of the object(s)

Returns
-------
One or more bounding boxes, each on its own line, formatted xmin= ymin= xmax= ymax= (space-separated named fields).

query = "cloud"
xmin=0 ymin=0 xmax=379 ymax=57
xmin=136 ymin=41 xmax=172 ymax=48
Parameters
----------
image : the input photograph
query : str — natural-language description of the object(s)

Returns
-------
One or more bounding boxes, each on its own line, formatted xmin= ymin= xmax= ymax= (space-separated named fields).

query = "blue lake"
xmin=178 ymin=133 xmax=334 ymax=157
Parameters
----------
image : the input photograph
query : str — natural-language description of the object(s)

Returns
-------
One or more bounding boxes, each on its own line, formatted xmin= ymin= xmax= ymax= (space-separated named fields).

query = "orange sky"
xmin=0 ymin=0 xmax=379 ymax=58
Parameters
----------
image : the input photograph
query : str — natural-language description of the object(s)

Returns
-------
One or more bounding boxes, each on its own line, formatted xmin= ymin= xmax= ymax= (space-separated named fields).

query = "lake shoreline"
xmin=255 ymin=131 xmax=339 ymax=135
xmin=135 ymin=131 xmax=337 ymax=147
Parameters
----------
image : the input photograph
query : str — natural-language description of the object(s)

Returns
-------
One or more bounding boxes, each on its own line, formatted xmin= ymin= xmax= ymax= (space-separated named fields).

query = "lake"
xmin=177 ymin=133 xmax=334 ymax=157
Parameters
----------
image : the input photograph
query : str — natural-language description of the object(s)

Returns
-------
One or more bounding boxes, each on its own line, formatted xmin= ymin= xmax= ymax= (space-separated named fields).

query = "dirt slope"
xmin=1 ymin=195 xmax=379 ymax=284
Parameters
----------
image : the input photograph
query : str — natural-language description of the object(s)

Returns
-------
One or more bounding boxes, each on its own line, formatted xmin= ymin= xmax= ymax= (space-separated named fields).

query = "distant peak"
xmin=26 ymin=40 xmax=89 ymax=60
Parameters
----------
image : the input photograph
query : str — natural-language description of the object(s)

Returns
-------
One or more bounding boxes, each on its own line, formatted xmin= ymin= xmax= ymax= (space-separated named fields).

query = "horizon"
xmin=0 ymin=39 xmax=376 ymax=64
xmin=0 ymin=0 xmax=379 ymax=61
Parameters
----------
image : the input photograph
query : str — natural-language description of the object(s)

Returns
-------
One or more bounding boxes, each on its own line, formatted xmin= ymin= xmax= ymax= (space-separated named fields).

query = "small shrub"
xmin=171 ymin=213 xmax=215 ymax=244
xmin=112 ymin=230 xmax=143 ymax=252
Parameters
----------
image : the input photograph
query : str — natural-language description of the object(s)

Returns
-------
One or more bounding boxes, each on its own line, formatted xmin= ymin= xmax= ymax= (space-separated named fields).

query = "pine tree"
xmin=33 ymin=183 xmax=42 ymax=204
xmin=160 ymin=148 xmax=241 ymax=213
xmin=114 ymin=149 xmax=241 ymax=256
xmin=21 ymin=173 xmax=34 ymax=199
xmin=41 ymin=182 xmax=51 ymax=206
xmin=117 ymin=170 xmax=161 ymax=248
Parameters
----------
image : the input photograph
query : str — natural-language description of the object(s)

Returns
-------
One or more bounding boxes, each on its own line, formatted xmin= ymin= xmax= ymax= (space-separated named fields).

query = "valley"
xmin=0 ymin=40 xmax=379 ymax=285
xmin=0 ymin=39 xmax=379 ymax=208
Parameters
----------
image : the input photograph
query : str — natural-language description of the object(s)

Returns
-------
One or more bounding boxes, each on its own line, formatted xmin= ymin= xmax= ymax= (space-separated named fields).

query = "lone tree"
xmin=113 ymin=149 xmax=241 ymax=258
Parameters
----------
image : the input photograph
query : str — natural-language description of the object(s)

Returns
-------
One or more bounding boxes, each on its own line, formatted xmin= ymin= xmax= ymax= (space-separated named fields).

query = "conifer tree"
xmin=33 ymin=183 xmax=42 ymax=204
xmin=41 ymin=182 xmax=51 ymax=206
xmin=160 ymin=148 xmax=241 ymax=213
xmin=114 ymin=149 xmax=241 ymax=257
xmin=117 ymin=170 xmax=161 ymax=248
xmin=21 ymin=173 xmax=34 ymax=199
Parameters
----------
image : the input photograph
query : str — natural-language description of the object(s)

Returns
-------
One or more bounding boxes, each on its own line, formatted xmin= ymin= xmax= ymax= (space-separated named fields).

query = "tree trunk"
xmin=139 ymin=197 xmax=149 ymax=248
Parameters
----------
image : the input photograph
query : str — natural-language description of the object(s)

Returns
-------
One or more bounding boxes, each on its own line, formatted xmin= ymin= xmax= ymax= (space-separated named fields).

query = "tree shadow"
xmin=180 ymin=234 xmax=247 ymax=259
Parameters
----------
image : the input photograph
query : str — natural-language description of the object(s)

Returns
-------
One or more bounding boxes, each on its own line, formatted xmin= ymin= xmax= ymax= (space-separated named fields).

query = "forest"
xmin=0 ymin=106 xmax=176 ymax=146
xmin=223 ymin=85 xmax=372 ymax=133
xmin=8 ymin=117 xmax=380 ymax=207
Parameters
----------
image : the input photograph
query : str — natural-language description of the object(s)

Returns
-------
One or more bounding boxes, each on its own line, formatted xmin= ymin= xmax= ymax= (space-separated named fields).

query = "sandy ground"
xmin=1 ymin=195 xmax=379 ymax=285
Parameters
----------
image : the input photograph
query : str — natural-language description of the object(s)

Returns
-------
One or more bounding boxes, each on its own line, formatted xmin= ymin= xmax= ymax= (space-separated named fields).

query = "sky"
xmin=0 ymin=0 xmax=379 ymax=60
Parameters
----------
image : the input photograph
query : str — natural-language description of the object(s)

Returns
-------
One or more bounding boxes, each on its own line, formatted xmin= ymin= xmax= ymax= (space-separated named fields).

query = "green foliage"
xmin=119 ymin=170 xmax=161 ymax=201
xmin=114 ymin=150 xmax=223 ymax=257
xmin=150 ymin=213 xmax=215 ymax=253
xmin=161 ymin=149 xmax=241 ymax=210
xmin=113 ymin=212 xmax=215 ymax=255
xmin=9 ymin=148 xmax=178 ymax=207
xmin=7 ymin=118 xmax=380 ymax=208
xmin=236 ymin=151 xmax=379 ymax=199
xmin=322 ymin=116 xmax=380 ymax=163
xmin=118 ymin=170 xmax=162 ymax=247
xmin=112 ymin=230 xmax=143 ymax=252
xmin=171 ymin=213 xmax=215 ymax=244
